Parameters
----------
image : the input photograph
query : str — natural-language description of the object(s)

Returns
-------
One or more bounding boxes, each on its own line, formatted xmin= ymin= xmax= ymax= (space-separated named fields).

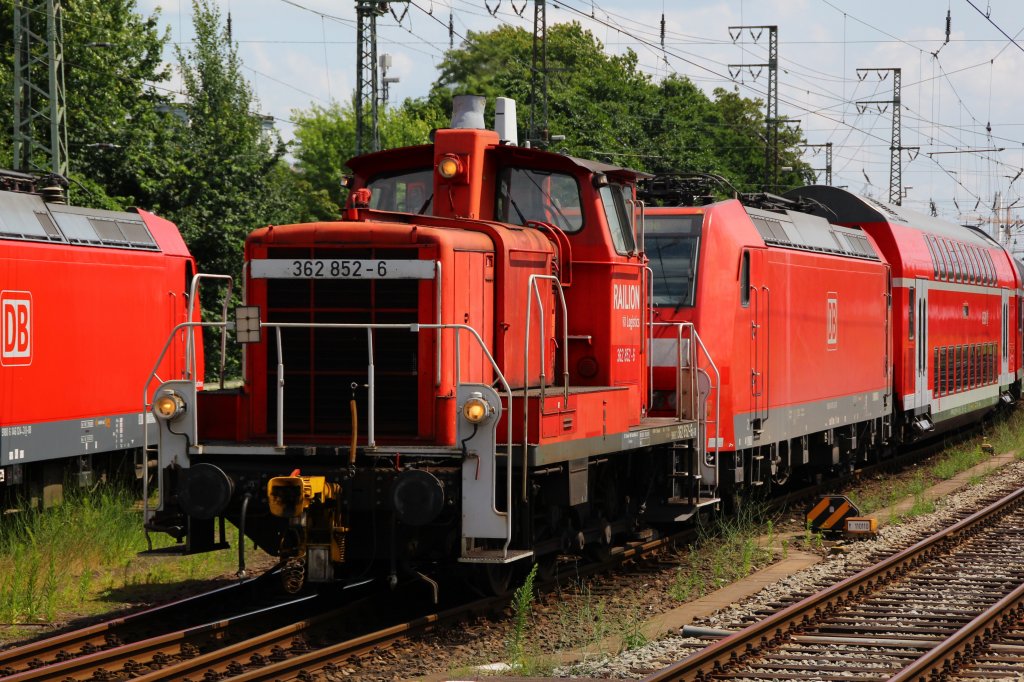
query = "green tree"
xmin=291 ymin=97 xmax=445 ymax=207
xmin=149 ymin=0 xmax=282 ymax=278
xmin=0 ymin=0 xmax=176 ymax=207
xmin=425 ymin=22 xmax=811 ymax=190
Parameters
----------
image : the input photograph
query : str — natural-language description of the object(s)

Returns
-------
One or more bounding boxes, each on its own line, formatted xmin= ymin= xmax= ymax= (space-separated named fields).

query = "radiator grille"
xmin=264 ymin=246 xmax=421 ymax=439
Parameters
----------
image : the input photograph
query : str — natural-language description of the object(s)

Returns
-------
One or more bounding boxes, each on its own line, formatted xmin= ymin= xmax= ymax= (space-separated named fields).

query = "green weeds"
xmin=506 ymin=564 xmax=538 ymax=672
xmin=0 ymin=484 xmax=242 ymax=628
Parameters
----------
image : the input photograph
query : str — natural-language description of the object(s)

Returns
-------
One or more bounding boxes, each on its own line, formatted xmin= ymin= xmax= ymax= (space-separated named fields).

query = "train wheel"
xmin=534 ymin=553 xmax=558 ymax=583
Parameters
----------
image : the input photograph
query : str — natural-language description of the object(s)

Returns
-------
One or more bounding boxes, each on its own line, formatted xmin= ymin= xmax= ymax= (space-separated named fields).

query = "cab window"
xmin=496 ymin=168 xmax=583 ymax=232
xmin=367 ymin=169 xmax=434 ymax=214
xmin=599 ymin=184 xmax=635 ymax=254
xmin=647 ymin=214 xmax=702 ymax=308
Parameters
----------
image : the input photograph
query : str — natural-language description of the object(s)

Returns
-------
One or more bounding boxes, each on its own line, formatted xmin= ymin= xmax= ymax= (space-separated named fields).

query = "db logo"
xmin=826 ymin=293 xmax=839 ymax=348
xmin=1 ymin=291 xmax=32 ymax=366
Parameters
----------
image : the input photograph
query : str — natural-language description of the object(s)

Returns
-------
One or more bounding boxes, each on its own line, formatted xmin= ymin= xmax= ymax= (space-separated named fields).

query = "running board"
xmin=644 ymin=497 xmax=721 ymax=523
xmin=458 ymin=548 xmax=534 ymax=564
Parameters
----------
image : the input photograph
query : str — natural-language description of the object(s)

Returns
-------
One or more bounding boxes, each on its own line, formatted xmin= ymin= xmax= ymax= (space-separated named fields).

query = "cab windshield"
xmin=367 ymin=169 xmax=433 ymax=214
xmin=647 ymin=213 xmax=703 ymax=308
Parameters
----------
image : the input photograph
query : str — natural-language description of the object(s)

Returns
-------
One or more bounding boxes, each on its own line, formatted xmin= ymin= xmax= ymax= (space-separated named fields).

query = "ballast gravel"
xmin=559 ymin=459 xmax=1024 ymax=679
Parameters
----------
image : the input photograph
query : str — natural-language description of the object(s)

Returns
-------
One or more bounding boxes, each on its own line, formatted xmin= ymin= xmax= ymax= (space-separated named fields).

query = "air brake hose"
xmin=349 ymin=389 xmax=358 ymax=465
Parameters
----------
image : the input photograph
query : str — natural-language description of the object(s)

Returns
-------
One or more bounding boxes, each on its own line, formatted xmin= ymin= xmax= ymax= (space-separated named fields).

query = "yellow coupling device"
xmin=267 ymin=473 xmax=340 ymax=518
xmin=268 ymin=472 xmax=348 ymax=569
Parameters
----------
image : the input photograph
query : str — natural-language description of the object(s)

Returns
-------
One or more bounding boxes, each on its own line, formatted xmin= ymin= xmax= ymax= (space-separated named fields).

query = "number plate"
xmin=250 ymin=259 xmax=436 ymax=280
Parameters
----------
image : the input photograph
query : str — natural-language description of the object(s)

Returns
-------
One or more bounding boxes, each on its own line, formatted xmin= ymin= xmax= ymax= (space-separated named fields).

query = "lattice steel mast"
xmin=728 ymin=25 xmax=777 ymax=192
xmin=856 ymin=68 xmax=917 ymax=206
xmin=13 ymin=0 xmax=68 ymax=176
xmin=354 ymin=1 xmax=408 ymax=155
xmin=528 ymin=0 xmax=549 ymax=146
xmin=800 ymin=142 xmax=833 ymax=186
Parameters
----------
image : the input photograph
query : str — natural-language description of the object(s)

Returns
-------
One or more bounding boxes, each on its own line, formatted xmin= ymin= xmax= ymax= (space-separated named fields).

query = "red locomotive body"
xmin=787 ymin=186 xmax=1021 ymax=436
xmin=0 ymin=173 xmax=200 ymax=503
xmin=646 ymin=199 xmax=892 ymax=488
xmin=147 ymin=99 xmax=711 ymax=588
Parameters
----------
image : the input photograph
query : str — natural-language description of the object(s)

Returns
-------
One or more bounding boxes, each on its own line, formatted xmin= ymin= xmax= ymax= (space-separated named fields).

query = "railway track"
xmin=0 ymin=439 xmax=993 ymax=681
xmin=643 ymin=485 xmax=1024 ymax=682
xmin=0 ymin=523 xmax=694 ymax=681
xmin=0 ymin=572 xmax=284 ymax=675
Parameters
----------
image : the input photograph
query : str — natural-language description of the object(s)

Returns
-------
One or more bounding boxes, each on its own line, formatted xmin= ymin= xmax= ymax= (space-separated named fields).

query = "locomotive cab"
xmin=144 ymin=97 xmax=714 ymax=593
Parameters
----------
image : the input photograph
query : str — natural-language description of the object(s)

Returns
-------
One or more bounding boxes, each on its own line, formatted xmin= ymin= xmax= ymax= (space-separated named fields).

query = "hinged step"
xmin=458 ymin=548 xmax=534 ymax=564
xmin=667 ymin=496 xmax=720 ymax=508
xmin=139 ymin=541 xmax=229 ymax=557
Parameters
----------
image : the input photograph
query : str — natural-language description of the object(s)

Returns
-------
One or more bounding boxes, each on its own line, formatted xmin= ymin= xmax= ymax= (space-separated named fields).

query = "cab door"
xmin=745 ymin=249 xmax=768 ymax=436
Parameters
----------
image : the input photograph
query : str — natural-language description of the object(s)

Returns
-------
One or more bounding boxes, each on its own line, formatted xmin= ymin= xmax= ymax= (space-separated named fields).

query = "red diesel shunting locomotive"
xmin=145 ymin=96 xmax=713 ymax=591
xmin=0 ymin=169 xmax=202 ymax=505
xmin=144 ymin=97 xmax=1022 ymax=594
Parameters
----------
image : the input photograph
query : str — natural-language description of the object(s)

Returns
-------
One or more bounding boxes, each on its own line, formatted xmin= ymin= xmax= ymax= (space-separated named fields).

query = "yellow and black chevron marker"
xmin=806 ymin=495 xmax=861 ymax=534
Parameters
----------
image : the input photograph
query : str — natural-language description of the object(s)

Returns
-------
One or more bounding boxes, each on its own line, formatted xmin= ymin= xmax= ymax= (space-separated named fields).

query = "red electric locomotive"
xmin=645 ymin=191 xmax=892 ymax=492
xmin=145 ymin=97 xmax=714 ymax=591
xmin=0 ymin=170 xmax=201 ymax=505
xmin=643 ymin=177 xmax=1019 ymax=497
xmin=787 ymin=186 xmax=1021 ymax=436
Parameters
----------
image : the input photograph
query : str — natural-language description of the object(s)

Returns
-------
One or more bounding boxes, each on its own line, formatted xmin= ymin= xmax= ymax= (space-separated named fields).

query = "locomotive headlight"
xmin=154 ymin=391 xmax=186 ymax=420
xmin=462 ymin=396 xmax=491 ymax=424
xmin=437 ymin=154 xmax=463 ymax=179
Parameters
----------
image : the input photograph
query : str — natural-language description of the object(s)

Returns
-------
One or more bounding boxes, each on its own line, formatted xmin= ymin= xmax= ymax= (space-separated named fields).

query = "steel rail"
xmin=888 ymin=574 xmax=1024 ymax=681
xmin=1 ymin=594 xmax=319 ymax=682
xmin=0 ymin=573 xmax=276 ymax=673
xmin=642 ymin=484 xmax=1024 ymax=682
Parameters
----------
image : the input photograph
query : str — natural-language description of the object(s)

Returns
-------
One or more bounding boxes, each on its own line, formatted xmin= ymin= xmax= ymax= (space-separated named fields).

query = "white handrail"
xmin=651 ymin=321 xmax=721 ymax=466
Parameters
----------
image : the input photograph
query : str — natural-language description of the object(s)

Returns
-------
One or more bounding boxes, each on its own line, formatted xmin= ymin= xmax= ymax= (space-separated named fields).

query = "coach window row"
xmin=924 ymin=235 xmax=997 ymax=286
xmin=933 ymin=342 xmax=998 ymax=397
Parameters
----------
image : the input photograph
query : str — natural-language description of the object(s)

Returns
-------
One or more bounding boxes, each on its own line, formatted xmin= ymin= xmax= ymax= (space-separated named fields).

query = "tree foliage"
xmin=415 ymin=22 xmax=812 ymax=193
xmin=0 ymin=0 xmax=173 ymax=203
xmin=292 ymin=98 xmax=446 ymax=206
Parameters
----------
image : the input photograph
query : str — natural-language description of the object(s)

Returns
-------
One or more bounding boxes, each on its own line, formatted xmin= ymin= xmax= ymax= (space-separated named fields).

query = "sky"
xmin=137 ymin=0 xmax=1024 ymax=235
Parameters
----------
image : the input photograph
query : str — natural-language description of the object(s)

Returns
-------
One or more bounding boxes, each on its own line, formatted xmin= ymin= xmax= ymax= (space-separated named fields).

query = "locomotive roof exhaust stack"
xmin=451 ymin=95 xmax=485 ymax=130
xmin=495 ymin=97 xmax=518 ymax=146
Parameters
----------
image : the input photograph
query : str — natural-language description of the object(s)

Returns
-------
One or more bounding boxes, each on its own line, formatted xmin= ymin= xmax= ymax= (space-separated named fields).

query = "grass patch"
xmin=506 ymin=563 xmax=539 ymax=672
xmin=0 ymin=484 xmax=244 ymax=628
xmin=845 ymin=407 xmax=1024 ymax=524
xmin=989 ymin=408 xmax=1024 ymax=456
xmin=668 ymin=505 xmax=776 ymax=604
